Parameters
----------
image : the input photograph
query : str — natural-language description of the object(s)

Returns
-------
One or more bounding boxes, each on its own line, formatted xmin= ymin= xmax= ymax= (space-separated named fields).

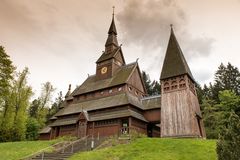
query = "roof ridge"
xmin=141 ymin=95 xmax=161 ymax=101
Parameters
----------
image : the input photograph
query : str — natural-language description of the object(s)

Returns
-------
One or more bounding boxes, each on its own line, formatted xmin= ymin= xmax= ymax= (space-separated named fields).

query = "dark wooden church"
xmin=39 ymin=12 xmax=205 ymax=140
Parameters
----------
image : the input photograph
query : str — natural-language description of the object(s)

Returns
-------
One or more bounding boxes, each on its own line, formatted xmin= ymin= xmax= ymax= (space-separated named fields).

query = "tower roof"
xmin=160 ymin=26 xmax=194 ymax=81
xmin=105 ymin=10 xmax=118 ymax=47
xmin=108 ymin=16 xmax=117 ymax=35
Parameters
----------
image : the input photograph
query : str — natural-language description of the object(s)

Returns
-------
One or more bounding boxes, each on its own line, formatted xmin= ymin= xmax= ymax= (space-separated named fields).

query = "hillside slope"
xmin=0 ymin=140 xmax=58 ymax=160
xmin=69 ymin=138 xmax=216 ymax=160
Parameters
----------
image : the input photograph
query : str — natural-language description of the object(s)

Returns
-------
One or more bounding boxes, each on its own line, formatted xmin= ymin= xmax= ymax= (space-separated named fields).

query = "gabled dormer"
xmin=96 ymin=10 xmax=126 ymax=80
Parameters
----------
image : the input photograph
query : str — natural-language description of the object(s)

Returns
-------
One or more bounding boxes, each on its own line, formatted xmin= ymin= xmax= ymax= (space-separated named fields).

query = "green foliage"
xmin=0 ymin=46 xmax=15 ymax=141
xmin=202 ymin=90 xmax=240 ymax=139
xmin=29 ymin=99 xmax=41 ymax=118
xmin=25 ymin=117 xmax=40 ymax=140
xmin=217 ymin=112 xmax=240 ymax=160
xmin=12 ymin=68 xmax=33 ymax=141
xmin=203 ymin=63 xmax=240 ymax=102
xmin=28 ymin=82 xmax=55 ymax=128
xmin=0 ymin=46 xmax=15 ymax=105
xmin=142 ymin=71 xmax=161 ymax=96
xmin=69 ymin=138 xmax=217 ymax=160
xmin=46 ymin=91 xmax=63 ymax=120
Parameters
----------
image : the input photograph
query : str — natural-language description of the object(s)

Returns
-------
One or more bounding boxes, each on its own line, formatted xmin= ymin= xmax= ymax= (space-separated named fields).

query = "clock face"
xmin=101 ymin=67 xmax=108 ymax=74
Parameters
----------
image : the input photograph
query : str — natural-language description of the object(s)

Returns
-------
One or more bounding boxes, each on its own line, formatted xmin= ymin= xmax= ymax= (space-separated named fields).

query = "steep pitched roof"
xmin=105 ymin=15 xmax=118 ymax=47
xmin=96 ymin=46 xmax=125 ymax=64
xmin=160 ymin=27 xmax=194 ymax=80
xmin=72 ymin=62 xmax=137 ymax=96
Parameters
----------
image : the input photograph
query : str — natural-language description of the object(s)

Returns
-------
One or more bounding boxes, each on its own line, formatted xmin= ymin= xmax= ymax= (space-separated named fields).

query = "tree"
xmin=217 ymin=112 xmax=240 ymax=160
xmin=29 ymin=98 xmax=41 ymax=118
xmin=142 ymin=71 xmax=152 ymax=95
xmin=201 ymin=99 xmax=219 ymax=139
xmin=0 ymin=46 xmax=15 ymax=105
xmin=25 ymin=117 xmax=40 ymax=140
xmin=209 ymin=63 xmax=240 ymax=102
xmin=36 ymin=82 xmax=55 ymax=127
xmin=151 ymin=80 xmax=161 ymax=96
xmin=142 ymin=71 xmax=161 ymax=96
xmin=12 ymin=68 xmax=32 ymax=141
xmin=46 ymin=91 xmax=63 ymax=120
xmin=0 ymin=46 xmax=15 ymax=141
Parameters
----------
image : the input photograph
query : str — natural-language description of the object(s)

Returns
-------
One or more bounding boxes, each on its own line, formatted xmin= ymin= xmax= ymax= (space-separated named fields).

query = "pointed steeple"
xmin=65 ymin=84 xmax=71 ymax=98
xmin=160 ymin=25 xmax=194 ymax=80
xmin=105 ymin=6 xmax=119 ymax=53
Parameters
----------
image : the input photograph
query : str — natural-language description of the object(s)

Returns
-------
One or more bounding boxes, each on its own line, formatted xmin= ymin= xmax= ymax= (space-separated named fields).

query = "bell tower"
xmin=96 ymin=7 xmax=125 ymax=80
xmin=160 ymin=26 xmax=205 ymax=138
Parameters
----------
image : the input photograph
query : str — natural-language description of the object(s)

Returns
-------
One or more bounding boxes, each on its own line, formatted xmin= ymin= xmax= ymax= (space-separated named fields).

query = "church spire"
xmin=160 ymin=25 xmax=194 ymax=81
xmin=105 ymin=6 xmax=119 ymax=53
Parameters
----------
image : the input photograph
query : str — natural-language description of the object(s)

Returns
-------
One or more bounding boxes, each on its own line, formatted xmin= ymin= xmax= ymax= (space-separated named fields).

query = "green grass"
xmin=69 ymin=138 xmax=217 ymax=160
xmin=0 ymin=140 xmax=58 ymax=160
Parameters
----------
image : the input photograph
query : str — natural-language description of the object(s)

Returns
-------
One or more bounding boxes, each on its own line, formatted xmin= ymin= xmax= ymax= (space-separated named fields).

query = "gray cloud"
xmin=117 ymin=0 xmax=215 ymax=59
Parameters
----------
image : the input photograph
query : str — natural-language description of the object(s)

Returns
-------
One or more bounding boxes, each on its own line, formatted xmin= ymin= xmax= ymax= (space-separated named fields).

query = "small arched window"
xmin=171 ymin=81 xmax=178 ymax=90
xmin=179 ymin=79 xmax=186 ymax=88
xmin=164 ymin=82 xmax=170 ymax=91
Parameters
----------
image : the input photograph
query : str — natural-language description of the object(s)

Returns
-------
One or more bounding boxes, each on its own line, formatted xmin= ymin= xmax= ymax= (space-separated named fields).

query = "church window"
xmin=179 ymin=79 xmax=186 ymax=88
xmin=163 ymin=82 xmax=170 ymax=91
xmin=171 ymin=81 xmax=178 ymax=90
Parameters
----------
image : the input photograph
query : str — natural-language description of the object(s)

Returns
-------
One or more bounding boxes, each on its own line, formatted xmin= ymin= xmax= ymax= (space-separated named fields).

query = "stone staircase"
xmin=23 ymin=136 xmax=106 ymax=160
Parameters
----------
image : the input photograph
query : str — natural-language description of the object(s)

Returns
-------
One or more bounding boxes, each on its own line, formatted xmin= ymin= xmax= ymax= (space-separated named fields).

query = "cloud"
xmin=117 ymin=0 xmax=215 ymax=59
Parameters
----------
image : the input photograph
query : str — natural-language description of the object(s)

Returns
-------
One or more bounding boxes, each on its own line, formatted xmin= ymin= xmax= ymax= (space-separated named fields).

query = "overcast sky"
xmin=1 ymin=0 xmax=240 ymax=98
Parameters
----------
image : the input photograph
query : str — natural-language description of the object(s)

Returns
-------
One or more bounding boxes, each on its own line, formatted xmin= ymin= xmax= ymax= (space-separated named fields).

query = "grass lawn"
xmin=0 ymin=140 xmax=58 ymax=160
xmin=69 ymin=138 xmax=217 ymax=160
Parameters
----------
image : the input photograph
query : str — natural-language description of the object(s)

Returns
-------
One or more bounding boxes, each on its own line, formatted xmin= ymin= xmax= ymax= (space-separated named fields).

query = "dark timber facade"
xmin=39 ymin=13 xmax=205 ymax=140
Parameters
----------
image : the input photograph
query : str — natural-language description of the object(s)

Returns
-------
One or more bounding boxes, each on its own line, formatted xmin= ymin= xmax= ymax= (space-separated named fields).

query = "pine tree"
xmin=0 ymin=46 xmax=15 ymax=142
xmin=0 ymin=46 xmax=15 ymax=103
xmin=217 ymin=112 xmax=240 ymax=160
xmin=142 ymin=71 xmax=161 ymax=96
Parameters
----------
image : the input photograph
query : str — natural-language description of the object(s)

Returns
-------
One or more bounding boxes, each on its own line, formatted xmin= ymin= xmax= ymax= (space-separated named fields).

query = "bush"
xmin=216 ymin=112 xmax=240 ymax=160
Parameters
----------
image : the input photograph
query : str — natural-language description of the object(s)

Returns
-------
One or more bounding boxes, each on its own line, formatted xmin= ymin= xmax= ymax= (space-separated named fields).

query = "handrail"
xmin=20 ymin=140 xmax=68 ymax=160
xmin=59 ymin=135 xmax=90 ymax=153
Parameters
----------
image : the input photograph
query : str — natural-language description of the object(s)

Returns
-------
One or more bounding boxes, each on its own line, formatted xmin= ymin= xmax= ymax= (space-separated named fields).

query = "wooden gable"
xmin=127 ymin=63 xmax=147 ymax=94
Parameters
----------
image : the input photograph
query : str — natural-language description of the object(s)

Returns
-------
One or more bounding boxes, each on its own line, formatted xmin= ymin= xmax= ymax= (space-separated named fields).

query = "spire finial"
xmin=170 ymin=24 xmax=174 ymax=32
xmin=112 ymin=6 xmax=115 ymax=17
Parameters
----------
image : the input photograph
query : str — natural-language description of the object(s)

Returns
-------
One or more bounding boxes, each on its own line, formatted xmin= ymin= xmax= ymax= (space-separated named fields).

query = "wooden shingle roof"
xmin=160 ymin=28 xmax=194 ymax=81
xmin=49 ymin=117 xmax=79 ymax=127
xmin=54 ymin=93 xmax=144 ymax=117
xmin=72 ymin=62 xmax=137 ymax=96
xmin=89 ymin=109 xmax=148 ymax=122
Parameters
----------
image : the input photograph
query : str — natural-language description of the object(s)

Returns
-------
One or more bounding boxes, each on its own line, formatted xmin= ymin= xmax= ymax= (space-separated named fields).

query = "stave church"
xmin=39 ymin=10 xmax=205 ymax=140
